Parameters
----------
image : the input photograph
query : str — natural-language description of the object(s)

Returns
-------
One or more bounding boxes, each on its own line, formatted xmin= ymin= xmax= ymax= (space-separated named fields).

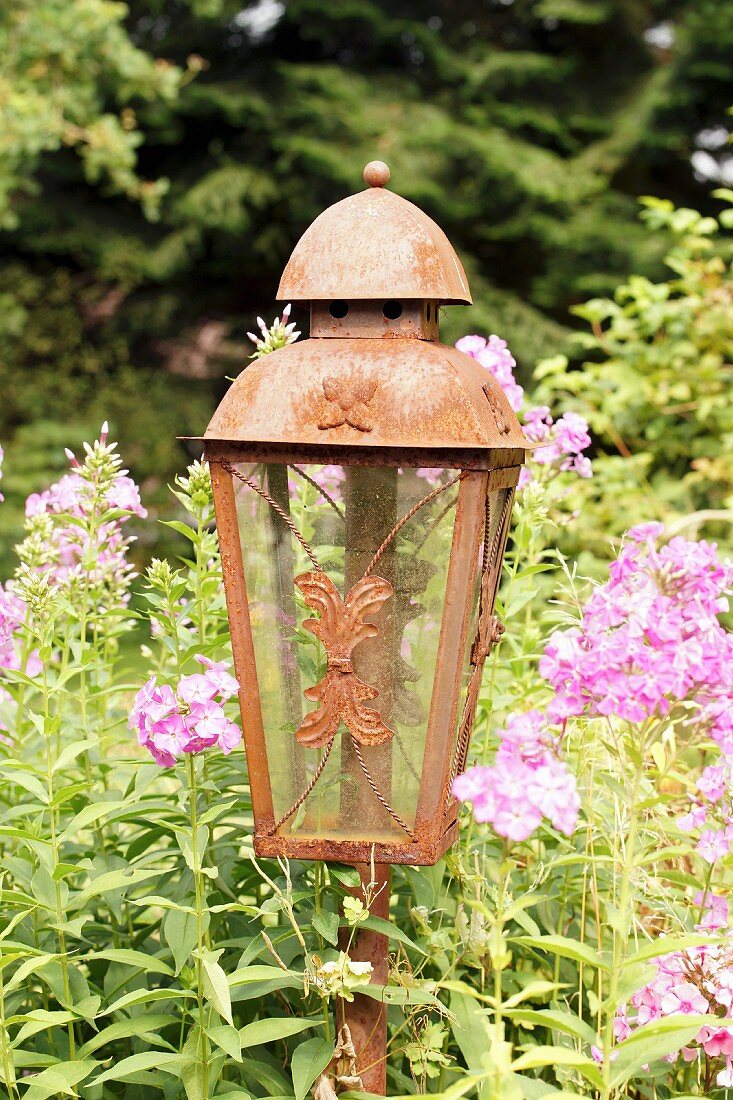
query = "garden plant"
xmin=1 ymin=194 xmax=733 ymax=1099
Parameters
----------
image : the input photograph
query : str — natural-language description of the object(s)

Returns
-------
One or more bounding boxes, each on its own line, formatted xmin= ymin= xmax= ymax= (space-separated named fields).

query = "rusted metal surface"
xmin=210 ymin=463 xmax=275 ymax=830
xmin=206 ymin=160 xmax=526 ymax=872
xmin=318 ymin=376 xmax=377 ymax=432
xmin=253 ymin=822 xmax=458 ymax=865
xmin=293 ymin=571 xmax=395 ymax=748
xmin=310 ymin=299 xmax=440 ymax=341
xmin=204 ymin=338 xmax=527 ymax=451
xmin=338 ymin=863 xmax=390 ymax=1095
xmin=278 ymin=166 xmax=472 ymax=304
xmin=202 ymin=438 xmax=525 ymax=472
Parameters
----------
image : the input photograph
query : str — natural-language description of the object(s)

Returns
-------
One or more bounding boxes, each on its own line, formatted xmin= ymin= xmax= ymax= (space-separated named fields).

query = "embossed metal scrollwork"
xmin=294 ymin=571 xmax=395 ymax=748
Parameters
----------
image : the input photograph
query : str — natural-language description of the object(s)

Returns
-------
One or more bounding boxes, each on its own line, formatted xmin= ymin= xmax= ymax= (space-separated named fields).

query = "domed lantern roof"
xmin=278 ymin=161 xmax=472 ymax=305
xmin=204 ymin=162 xmax=526 ymax=463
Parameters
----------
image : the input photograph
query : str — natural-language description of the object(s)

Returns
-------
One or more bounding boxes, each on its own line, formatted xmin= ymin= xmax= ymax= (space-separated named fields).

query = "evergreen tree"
xmin=1 ymin=0 xmax=731 ymax=540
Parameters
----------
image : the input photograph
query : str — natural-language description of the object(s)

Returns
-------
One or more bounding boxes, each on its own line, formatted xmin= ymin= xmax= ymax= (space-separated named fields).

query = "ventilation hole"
xmin=329 ymin=300 xmax=349 ymax=318
xmin=426 ymin=303 xmax=432 ymax=322
xmin=383 ymin=300 xmax=403 ymax=320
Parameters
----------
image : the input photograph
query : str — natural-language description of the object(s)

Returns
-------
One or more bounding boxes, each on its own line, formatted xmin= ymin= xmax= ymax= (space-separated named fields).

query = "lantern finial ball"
xmin=363 ymin=160 xmax=390 ymax=187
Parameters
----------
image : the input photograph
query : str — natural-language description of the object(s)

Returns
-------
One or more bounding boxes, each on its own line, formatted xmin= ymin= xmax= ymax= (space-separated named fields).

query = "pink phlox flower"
xmin=697 ymin=764 xmax=727 ymax=803
xmin=194 ymin=655 xmax=239 ymax=700
xmin=456 ymin=334 xmax=524 ymax=412
xmin=697 ymin=829 xmax=731 ymax=864
xmin=178 ymin=673 xmax=219 ymax=707
xmin=106 ymin=475 xmax=147 ymax=517
xmin=660 ymin=981 xmax=709 ymax=1016
xmin=702 ymin=1027 xmax=733 ymax=1057
xmin=678 ymin=803 xmax=708 ymax=832
xmin=131 ymin=659 xmax=241 ymax=765
xmin=694 ymin=892 xmax=729 ymax=932
xmin=453 ymin=709 xmax=579 ymax=841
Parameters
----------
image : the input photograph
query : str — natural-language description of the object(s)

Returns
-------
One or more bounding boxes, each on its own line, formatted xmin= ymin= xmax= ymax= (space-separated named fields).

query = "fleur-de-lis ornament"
xmin=294 ymin=571 xmax=395 ymax=748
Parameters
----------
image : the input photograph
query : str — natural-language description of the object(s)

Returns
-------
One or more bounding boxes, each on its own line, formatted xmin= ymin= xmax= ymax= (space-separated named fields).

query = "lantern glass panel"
xmin=448 ymin=485 xmax=512 ymax=788
xmin=232 ymin=462 xmax=460 ymax=844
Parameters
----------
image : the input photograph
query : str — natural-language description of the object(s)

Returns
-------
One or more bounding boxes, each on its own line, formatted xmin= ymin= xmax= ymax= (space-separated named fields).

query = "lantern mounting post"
xmin=200 ymin=160 xmax=528 ymax=1095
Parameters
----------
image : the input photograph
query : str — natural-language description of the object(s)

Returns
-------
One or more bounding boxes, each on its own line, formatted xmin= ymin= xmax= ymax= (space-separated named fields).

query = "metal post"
xmin=338 ymin=862 xmax=390 ymax=1095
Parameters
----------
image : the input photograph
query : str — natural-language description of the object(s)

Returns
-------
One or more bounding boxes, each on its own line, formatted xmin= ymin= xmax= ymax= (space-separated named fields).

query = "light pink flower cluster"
xmin=679 ymin=760 xmax=733 ymax=864
xmin=614 ymin=894 xmax=733 ymax=1086
xmin=455 ymin=335 xmax=592 ymax=486
xmin=130 ymin=656 xmax=241 ymax=767
xmin=541 ymin=524 xmax=733 ymax=742
xmin=0 ymin=584 xmax=41 ymax=741
xmin=521 ymin=406 xmax=593 ymax=484
xmin=0 ymin=584 xmax=40 ymax=677
xmin=453 ymin=710 xmax=580 ymax=841
xmin=456 ymin=334 xmax=524 ymax=412
xmin=23 ymin=425 xmax=146 ymax=602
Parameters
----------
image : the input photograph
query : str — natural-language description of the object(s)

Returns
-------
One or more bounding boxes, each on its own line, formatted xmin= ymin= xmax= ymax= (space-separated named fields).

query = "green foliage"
xmin=533 ymin=192 xmax=733 ymax=557
xmin=2 ymin=0 xmax=733 ymax=508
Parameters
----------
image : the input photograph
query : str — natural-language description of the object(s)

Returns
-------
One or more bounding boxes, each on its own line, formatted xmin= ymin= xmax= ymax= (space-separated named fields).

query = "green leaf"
xmin=312 ymin=910 xmax=340 ymax=946
xmin=164 ymin=906 xmax=201 ymax=975
xmin=77 ymin=1014 xmax=177 ymax=1058
xmin=10 ymin=1010 xmax=77 ymax=1048
xmin=182 ymin=1055 xmax=208 ymax=1100
xmin=328 ymin=865 xmax=362 ymax=888
xmin=512 ymin=1046 xmax=603 ymax=1089
xmin=208 ymin=1024 xmax=242 ymax=1061
xmin=1 ymin=767 xmax=48 ymax=804
xmin=609 ymin=1015 xmax=713 ymax=1088
xmin=59 ymin=800 xmax=126 ymax=841
xmin=291 ymin=1037 xmax=334 ymax=1100
xmin=84 ymin=948 xmax=173 ymax=977
xmin=22 ymin=1060 xmax=95 ymax=1100
xmin=197 ymin=948 xmax=233 ymax=1025
xmin=360 ymin=915 xmax=427 ymax=955
xmin=51 ymin=740 xmax=94 ymax=773
xmin=511 ymin=935 xmax=609 ymax=972
xmin=504 ymin=1008 xmax=596 ymax=1045
xmin=93 ymin=1052 xmax=182 ymax=1085
xmin=101 ymin=987 xmax=194 ymax=1016
xmin=228 ymin=964 xmax=301 ymax=990
xmin=238 ymin=1017 xmax=323 ymax=1047
xmin=69 ymin=868 xmax=160 ymax=910
xmin=450 ymin=990 xmax=492 ymax=1074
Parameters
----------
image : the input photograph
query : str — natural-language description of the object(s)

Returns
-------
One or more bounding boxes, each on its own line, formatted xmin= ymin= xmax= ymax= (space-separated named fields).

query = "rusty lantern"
xmin=203 ymin=161 xmax=527 ymax=868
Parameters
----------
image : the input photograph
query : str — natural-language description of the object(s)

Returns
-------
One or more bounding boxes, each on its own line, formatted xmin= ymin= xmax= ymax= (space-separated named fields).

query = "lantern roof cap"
xmin=204 ymin=338 xmax=526 ymax=453
xmin=277 ymin=162 xmax=472 ymax=305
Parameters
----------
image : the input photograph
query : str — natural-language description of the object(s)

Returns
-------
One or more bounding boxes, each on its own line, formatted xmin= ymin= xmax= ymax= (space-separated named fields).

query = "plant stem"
xmin=187 ymin=754 xmax=210 ymax=1099
xmin=600 ymin=722 xmax=648 ymax=1100
xmin=42 ymin=663 xmax=78 ymax=1086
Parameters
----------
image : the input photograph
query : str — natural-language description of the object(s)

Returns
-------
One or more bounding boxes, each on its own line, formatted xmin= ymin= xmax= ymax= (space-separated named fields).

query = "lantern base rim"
xmin=252 ymin=818 xmax=458 ymax=867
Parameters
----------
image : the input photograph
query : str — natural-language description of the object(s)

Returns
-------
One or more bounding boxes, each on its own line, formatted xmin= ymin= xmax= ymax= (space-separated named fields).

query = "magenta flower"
xmin=130 ymin=658 xmax=241 ymax=767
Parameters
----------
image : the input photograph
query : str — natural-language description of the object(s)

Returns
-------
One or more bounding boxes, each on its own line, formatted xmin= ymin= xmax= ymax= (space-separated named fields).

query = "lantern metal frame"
xmin=198 ymin=160 xmax=527 ymax=869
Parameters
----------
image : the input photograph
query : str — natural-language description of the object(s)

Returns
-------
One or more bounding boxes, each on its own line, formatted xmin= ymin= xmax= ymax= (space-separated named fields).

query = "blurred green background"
xmin=1 ymin=0 xmax=732 ymax=567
